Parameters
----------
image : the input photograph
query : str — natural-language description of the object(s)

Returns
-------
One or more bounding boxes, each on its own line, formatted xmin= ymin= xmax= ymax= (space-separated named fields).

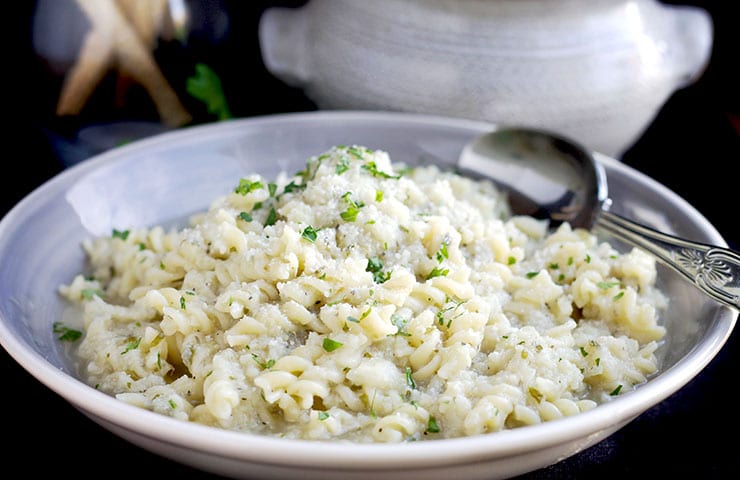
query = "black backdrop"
xmin=4 ymin=1 xmax=739 ymax=478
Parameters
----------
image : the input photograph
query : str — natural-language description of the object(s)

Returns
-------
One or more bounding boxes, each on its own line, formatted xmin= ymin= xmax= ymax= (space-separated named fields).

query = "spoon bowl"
xmin=458 ymin=127 xmax=740 ymax=311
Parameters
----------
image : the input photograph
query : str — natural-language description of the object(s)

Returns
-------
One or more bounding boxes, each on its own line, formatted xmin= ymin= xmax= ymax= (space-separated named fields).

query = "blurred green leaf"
xmin=186 ymin=63 xmax=233 ymax=121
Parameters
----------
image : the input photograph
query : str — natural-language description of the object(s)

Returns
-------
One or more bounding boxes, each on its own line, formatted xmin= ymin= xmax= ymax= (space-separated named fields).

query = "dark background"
xmin=4 ymin=1 xmax=739 ymax=478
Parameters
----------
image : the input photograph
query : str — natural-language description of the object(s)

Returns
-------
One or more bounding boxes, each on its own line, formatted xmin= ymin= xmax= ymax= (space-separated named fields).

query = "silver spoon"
xmin=458 ymin=127 xmax=740 ymax=311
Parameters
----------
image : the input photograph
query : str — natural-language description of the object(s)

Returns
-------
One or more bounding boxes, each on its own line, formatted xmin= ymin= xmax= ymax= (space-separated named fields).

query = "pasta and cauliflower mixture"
xmin=59 ymin=145 xmax=667 ymax=442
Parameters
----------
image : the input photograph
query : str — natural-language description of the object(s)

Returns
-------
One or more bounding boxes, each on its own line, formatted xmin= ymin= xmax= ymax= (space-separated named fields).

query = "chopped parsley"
xmin=435 ymin=243 xmax=449 ymax=262
xmin=405 ymin=367 xmax=416 ymax=390
xmin=597 ymin=281 xmax=621 ymax=290
xmin=180 ymin=296 xmax=186 ymax=310
xmin=52 ymin=322 xmax=82 ymax=341
xmin=234 ymin=178 xmax=263 ymax=195
xmin=268 ymin=183 xmax=278 ymax=197
xmin=112 ymin=228 xmax=129 ymax=240
xmin=81 ymin=288 xmax=104 ymax=300
xmin=426 ymin=416 xmax=441 ymax=434
xmin=265 ymin=206 xmax=278 ymax=226
xmin=348 ymin=146 xmax=365 ymax=159
xmin=507 ymin=256 xmax=516 ymax=265
xmin=340 ymin=192 xmax=365 ymax=222
xmin=613 ymin=291 xmax=625 ymax=301
xmin=610 ymin=385 xmax=623 ymax=396
xmin=322 ymin=338 xmax=344 ymax=352
xmin=251 ymin=354 xmax=275 ymax=370
xmin=361 ymin=161 xmax=401 ymax=179
xmin=526 ymin=271 xmax=540 ymax=279
xmin=302 ymin=225 xmax=318 ymax=242
xmin=426 ymin=266 xmax=449 ymax=280
xmin=282 ymin=181 xmax=306 ymax=195
xmin=366 ymin=257 xmax=391 ymax=283
xmin=121 ymin=337 xmax=141 ymax=355
xmin=435 ymin=296 xmax=467 ymax=327
xmin=318 ymin=411 xmax=330 ymax=421
xmin=336 ymin=156 xmax=350 ymax=175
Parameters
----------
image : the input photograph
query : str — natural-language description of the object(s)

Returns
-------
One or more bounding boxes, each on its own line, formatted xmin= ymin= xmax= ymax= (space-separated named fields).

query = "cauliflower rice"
xmin=59 ymin=145 xmax=667 ymax=442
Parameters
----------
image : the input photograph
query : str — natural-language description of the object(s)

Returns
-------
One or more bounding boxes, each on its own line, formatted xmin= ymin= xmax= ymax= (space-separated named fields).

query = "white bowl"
xmin=0 ymin=111 xmax=735 ymax=479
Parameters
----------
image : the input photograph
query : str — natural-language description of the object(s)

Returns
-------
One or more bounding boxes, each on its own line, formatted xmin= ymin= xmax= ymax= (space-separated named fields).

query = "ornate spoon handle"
xmin=596 ymin=210 xmax=740 ymax=311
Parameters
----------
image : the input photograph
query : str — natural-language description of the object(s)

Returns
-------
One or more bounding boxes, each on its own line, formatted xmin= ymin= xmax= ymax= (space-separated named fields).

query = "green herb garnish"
xmin=361 ymin=161 xmax=401 ymax=179
xmin=234 ymin=178 xmax=263 ymax=195
xmin=405 ymin=366 xmax=416 ymax=389
xmin=81 ymin=288 xmax=104 ymax=300
xmin=302 ymin=225 xmax=318 ymax=242
xmin=348 ymin=146 xmax=365 ymax=159
xmin=251 ymin=354 xmax=275 ymax=370
xmin=436 ymin=243 xmax=449 ymax=262
xmin=186 ymin=63 xmax=232 ymax=120
xmin=322 ymin=338 xmax=344 ymax=352
xmin=265 ymin=206 xmax=278 ymax=226
xmin=52 ymin=322 xmax=82 ymax=341
xmin=426 ymin=266 xmax=449 ymax=280
xmin=336 ymin=156 xmax=350 ymax=175
xmin=282 ymin=181 xmax=306 ymax=194
xmin=340 ymin=192 xmax=365 ymax=222
xmin=121 ymin=337 xmax=141 ymax=355
xmin=366 ymin=256 xmax=391 ymax=283
xmin=112 ymin=229 xmax=129 ymax=240
xmin=426 ymin=416 xmax=441 ymax=433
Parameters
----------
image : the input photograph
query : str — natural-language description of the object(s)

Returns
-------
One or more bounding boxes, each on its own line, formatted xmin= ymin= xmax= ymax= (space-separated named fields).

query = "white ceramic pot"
xmin=259 ymin=0 xmax=712 ymax=158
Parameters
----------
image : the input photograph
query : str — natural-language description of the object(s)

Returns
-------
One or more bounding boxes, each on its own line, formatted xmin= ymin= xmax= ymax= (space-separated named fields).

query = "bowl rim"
xmin=1 ymin=110 xmax=737 ymax=471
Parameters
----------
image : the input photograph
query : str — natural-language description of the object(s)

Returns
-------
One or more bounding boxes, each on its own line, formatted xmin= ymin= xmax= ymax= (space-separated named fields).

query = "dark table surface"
xmin=4 ymin=1 xmax=739 ymax=478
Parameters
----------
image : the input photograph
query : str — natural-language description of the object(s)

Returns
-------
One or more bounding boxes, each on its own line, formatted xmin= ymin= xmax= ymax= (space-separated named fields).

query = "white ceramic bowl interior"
xmin=0 ymin=111 xmax=736 ymax=480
